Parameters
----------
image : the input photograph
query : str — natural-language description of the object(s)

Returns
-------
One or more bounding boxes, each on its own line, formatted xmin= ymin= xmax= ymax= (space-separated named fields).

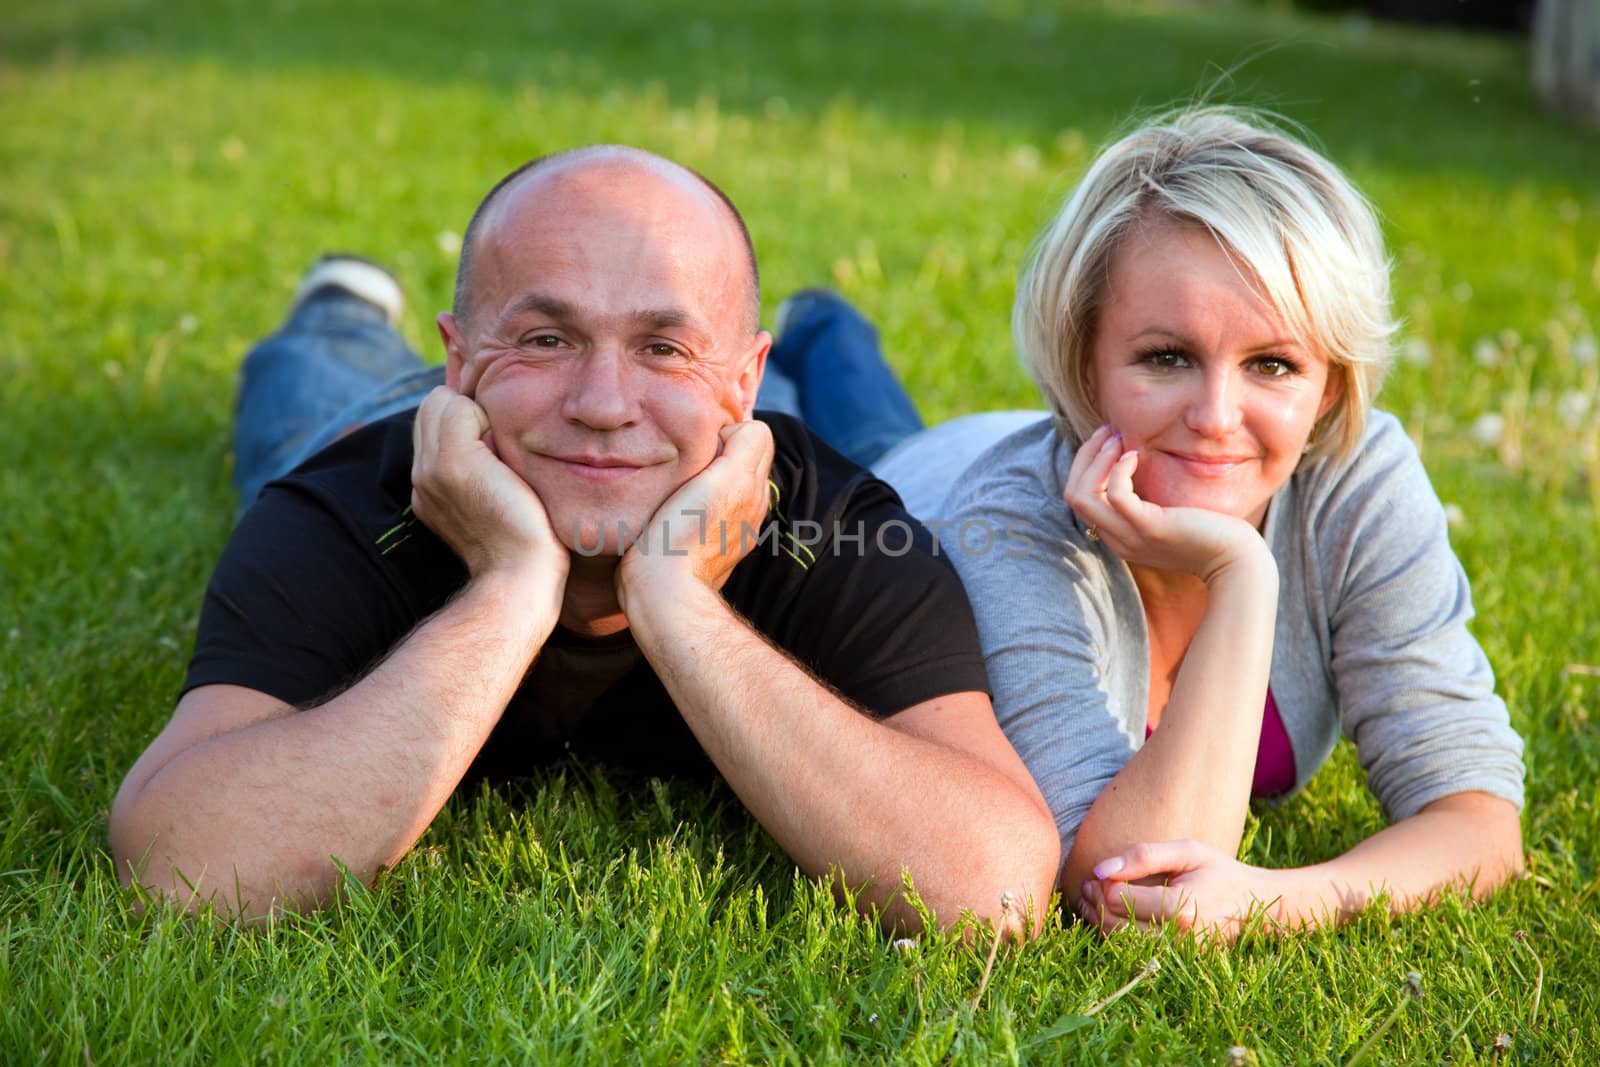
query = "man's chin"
xmin=552 ymin=513 xmax=660 ymax=559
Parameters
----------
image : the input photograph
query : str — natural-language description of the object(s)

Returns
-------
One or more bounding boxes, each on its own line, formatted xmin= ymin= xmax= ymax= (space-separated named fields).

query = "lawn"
xmin=2 ymin=0 xmax=1597 ymax=1062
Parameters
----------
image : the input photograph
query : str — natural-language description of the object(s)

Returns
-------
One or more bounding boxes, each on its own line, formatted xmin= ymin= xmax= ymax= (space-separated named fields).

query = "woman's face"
xmin=1089 ymin=222 xmax=1341 ymax=529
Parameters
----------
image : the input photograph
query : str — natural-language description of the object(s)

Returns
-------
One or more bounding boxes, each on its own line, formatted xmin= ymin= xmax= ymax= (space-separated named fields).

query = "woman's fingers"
xmin=1064 ymin=427 xmax=1127 ymax=530
xmin=1092 ymin=839 xmax=1208 ymax=883
xmin=1065 ymin=424 xmax=1116 ymax=486
xmin=1102 ymin=449 xmax=1145 ymax=520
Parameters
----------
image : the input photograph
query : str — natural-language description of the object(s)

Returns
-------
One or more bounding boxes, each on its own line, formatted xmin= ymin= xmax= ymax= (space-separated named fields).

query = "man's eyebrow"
xmin=629 ymin=308 xmax=695 ymax=331
xmin=501 ymin=294 xmax=579 ymax=322
xmin=499 ymin=296 xmax=700 ymax=333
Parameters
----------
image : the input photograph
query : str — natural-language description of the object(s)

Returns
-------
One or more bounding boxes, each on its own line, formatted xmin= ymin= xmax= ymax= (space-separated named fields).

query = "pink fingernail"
xmin=1093 ymin=857 xmax=1125 ymax=879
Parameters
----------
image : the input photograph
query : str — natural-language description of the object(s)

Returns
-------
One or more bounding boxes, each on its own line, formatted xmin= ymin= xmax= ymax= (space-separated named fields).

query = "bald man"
xmin=110 ymin=148 xmax=1058 ymax=933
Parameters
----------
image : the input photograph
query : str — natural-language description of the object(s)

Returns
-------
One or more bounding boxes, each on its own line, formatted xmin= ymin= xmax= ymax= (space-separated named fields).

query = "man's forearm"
xmin=622 ymin=573 xmax=1058 ymax=932
xmin=111 ymin=569 xmax=557 ymax=917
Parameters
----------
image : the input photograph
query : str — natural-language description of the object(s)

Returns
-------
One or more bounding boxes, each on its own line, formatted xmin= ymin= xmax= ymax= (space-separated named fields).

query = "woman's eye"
xmin=1253 ymin=356 xmax=1296 ymax=377
xmin=1143 ymin=349 xmax=1188 ymax=368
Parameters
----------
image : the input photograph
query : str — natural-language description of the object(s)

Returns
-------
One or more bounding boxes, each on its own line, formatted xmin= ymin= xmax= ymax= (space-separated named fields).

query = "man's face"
xmin=441 ymin=161 xmax=769 ymax=556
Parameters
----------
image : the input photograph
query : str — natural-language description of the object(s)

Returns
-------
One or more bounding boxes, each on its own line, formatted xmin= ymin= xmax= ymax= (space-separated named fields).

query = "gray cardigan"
xmin=882 ymin=411 xmax=1525 ymax=858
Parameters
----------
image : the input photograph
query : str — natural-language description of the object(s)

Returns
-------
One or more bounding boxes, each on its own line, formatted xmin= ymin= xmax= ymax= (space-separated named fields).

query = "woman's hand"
xmin=1075 ymin=839 xmax=1289 ymax=943
xmin=1063 ymin=425 xmax=1268 ymax=585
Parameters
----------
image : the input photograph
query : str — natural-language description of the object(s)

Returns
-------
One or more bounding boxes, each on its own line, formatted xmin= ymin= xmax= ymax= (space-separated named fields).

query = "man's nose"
xmin=1185 ymin=365 xmax=1243 ymax=437
xmin=560 ymin=345 xmax=638 ymax=431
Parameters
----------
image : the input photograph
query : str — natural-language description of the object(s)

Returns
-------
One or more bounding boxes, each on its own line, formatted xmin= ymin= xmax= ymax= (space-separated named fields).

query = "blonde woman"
xmin=780 ymin=108 xmax=1526 ymax=939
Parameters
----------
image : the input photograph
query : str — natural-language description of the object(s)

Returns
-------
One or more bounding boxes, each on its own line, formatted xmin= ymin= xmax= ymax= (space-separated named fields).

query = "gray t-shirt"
xmin=879 ymin=410 xmax=1525 ymax=859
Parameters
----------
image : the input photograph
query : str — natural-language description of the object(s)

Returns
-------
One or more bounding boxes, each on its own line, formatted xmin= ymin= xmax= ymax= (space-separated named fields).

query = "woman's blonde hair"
xmin=1012 ymin=107 xmax=1396 ymax=463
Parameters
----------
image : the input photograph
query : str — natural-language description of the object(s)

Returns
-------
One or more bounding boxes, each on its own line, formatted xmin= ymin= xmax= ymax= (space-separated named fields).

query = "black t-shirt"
xmin=185 ymin=411 xmax=989 ymax=779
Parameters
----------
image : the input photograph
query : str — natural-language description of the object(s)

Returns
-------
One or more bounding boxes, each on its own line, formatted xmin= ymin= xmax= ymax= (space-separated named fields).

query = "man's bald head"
xmin=452 ymin=146 xmax=761 ymax=335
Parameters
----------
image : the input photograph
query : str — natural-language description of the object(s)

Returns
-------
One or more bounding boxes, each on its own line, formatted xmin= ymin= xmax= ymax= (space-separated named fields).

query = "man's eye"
xmin=520 ymin=333 xmax=562 ymax=348
xmin=646 ymin=342 xmax=684 ymax=358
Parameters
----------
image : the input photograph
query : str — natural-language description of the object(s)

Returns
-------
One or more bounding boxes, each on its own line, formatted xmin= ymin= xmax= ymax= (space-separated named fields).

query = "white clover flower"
xmin=179 ymin=313 xmax=199 ymax=334
xmin=437 ymin=229 xmax=462 ymax=256
xmin=1558 ymin=390 xmax=1592 ymax=428
xmin=1472 ymin=338 xmax=1500 ymax=368
xmin=892 ymin=937 xmax=918 ymax=953
xmin=1400 ymin=337 xmax=1432 ymax=366
xmin=1472 ymin=412 xmax=1505 ymax=447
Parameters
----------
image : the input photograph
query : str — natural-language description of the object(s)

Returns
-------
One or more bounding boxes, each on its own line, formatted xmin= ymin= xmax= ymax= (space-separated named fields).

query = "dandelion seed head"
xmin=1558 ymin=390 xmax=1591 ymax=429
xmin=1472 ymin=412 xmax=1505 ymax=447
xmin=1400 ymin=337 xmax=1432 ymax=367
xmin=1573 ymin=335 xmax=1598 ymax=366
xmin=1009 ymin=144 xmax=1042 ymax=173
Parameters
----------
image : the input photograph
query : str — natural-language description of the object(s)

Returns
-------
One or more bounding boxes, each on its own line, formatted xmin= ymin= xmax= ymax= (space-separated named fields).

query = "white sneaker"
xmin=290 ymin=255 xmax=405 ymax=326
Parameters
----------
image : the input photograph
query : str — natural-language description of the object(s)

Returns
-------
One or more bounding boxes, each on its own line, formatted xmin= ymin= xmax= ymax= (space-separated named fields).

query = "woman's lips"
xmin=1162 ymin=450 xmax=1256 ymax=478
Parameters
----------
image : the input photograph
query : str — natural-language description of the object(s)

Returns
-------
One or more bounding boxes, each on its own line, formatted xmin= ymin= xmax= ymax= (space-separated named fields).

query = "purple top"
xmin=1145 ymin=687 xmax=1297 ymax=798
xmin=1252 ymin=689 xmax=1296 ymax=797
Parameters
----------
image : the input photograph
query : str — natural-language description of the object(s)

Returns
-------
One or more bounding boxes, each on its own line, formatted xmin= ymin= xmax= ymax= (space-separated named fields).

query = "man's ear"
xmin=734 ymin=330 xmax=772 ymax=420
xmin=439 ymin=312 xmax=467 ymax=392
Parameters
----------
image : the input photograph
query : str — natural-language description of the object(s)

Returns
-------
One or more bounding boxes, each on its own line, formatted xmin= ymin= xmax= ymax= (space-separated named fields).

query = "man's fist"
xmin=410 ymin=386 xmax=570 ymax=590
xmin=616 ymin=419 xmax=775 ymax=606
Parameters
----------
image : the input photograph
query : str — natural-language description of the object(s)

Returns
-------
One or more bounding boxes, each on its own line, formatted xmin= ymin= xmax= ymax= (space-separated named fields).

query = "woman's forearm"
xmin=1268 ymin=792 xmax=1524 ymax=928
xmin=1063 ymin=548 xmax=1279 ymax=894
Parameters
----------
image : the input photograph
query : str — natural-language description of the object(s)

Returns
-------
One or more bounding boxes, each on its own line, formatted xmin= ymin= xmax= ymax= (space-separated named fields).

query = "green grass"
xmin=3 ymin=0 xmax=1598 ymax=1062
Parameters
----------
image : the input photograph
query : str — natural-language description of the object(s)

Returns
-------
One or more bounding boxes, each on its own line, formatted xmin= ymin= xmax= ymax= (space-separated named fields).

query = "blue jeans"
xmin=233 ymin=288 xmax=934 ymax=510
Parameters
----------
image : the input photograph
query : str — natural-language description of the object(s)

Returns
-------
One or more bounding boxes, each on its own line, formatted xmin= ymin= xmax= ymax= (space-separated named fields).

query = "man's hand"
xmin=1075 ymin=839 xmax=1288 ymax=943
xmin=1064 ymin=425 xmax=1271 ymax=585
xmin=411 ymin=386 xmax=570 ymax=601
xmin=616 ymin=419 xmax=775 ymax=609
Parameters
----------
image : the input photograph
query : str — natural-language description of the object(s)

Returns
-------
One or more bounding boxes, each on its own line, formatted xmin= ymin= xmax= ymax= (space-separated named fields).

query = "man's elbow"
xmin=917 ymin=816 xmax=1061 ymax=939
xmin=109 ymin=809 xmax=333 ymax=921
xmin=975 ymin=816 xmax=1061 ymax=938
